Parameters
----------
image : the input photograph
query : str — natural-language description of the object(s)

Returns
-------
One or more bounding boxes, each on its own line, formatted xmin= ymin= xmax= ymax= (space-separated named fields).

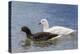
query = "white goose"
xmin=39 ymin=19 xmax=75 ymax=35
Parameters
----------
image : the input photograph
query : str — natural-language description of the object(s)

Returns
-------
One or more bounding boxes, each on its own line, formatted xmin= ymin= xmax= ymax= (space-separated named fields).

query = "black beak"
xmin=38 ymin=23 xmax=41 ymax=25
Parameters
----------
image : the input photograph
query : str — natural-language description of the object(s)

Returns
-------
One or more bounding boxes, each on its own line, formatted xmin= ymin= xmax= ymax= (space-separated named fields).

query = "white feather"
xmin=40 ymin=19 xmax=75 ymax=35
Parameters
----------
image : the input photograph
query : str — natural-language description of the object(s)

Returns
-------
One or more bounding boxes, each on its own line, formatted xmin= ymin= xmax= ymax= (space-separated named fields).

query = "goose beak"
xmin=38 ymin=23 xmax=41 ymax=25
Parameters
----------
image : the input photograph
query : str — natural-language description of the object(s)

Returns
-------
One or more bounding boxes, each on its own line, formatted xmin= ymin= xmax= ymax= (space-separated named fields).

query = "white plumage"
xmin=39 ymin=19 xmax=75 ymax=35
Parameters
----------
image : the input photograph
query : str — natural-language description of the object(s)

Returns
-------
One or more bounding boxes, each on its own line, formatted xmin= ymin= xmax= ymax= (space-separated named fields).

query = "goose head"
xmin=21 ymin=26 xmax=32 ymax=35
xmin=39 ymin=19 xmax=48 ymax=25
xmin=39 ymin=19 xmax=49 ymax=31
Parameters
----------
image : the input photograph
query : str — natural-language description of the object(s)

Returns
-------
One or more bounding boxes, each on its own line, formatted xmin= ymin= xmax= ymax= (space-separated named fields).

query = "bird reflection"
xmin=21 ymin=38 xmax=58 ymax=48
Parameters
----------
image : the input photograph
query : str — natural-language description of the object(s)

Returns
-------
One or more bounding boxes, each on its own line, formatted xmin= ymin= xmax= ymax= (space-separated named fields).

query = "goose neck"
xmin=43 ymin=22 xmax=49 ymax=31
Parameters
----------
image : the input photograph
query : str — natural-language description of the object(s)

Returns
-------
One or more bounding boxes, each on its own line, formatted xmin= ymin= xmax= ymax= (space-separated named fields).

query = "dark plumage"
xmin=21 ymin=26 xmax=58 ymax=41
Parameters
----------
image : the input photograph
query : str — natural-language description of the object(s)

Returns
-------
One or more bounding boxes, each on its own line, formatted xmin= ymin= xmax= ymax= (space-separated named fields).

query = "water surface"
xmin=11 ymin=1 xmax=78 ymax=53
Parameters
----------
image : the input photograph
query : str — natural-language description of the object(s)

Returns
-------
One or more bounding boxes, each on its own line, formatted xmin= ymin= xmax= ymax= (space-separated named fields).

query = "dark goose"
xmin=21 ymin=26 xmax=58 ymax=41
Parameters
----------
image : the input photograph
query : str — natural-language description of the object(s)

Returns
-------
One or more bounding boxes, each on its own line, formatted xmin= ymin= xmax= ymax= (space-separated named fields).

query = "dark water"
xmin=11 ymin=1 xmax=78 ymax=53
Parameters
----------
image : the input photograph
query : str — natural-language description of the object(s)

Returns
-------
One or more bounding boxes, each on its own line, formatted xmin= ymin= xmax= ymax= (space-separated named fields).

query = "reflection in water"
xmin=33 ymin=39 xmax=58 ymax=47
xmin=21 ymin=39 xmax=31 ymax=49
xmin=21 ymin=37 xmax=58 ymax=49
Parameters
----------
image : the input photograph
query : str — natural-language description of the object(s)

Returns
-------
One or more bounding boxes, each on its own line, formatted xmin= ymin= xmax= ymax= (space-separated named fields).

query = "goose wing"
xmin=32 ymin=32 xmax=58 ymax=41
xmin=45 ymin=26 xmax=75 ymax=35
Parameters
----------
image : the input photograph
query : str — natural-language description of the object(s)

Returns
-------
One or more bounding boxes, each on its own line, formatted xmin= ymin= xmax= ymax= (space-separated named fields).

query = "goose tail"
xmin=49 ymin=34 xmax=63 ymax=40
xmin=66 ymin=29 xmax=76 ymax=35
